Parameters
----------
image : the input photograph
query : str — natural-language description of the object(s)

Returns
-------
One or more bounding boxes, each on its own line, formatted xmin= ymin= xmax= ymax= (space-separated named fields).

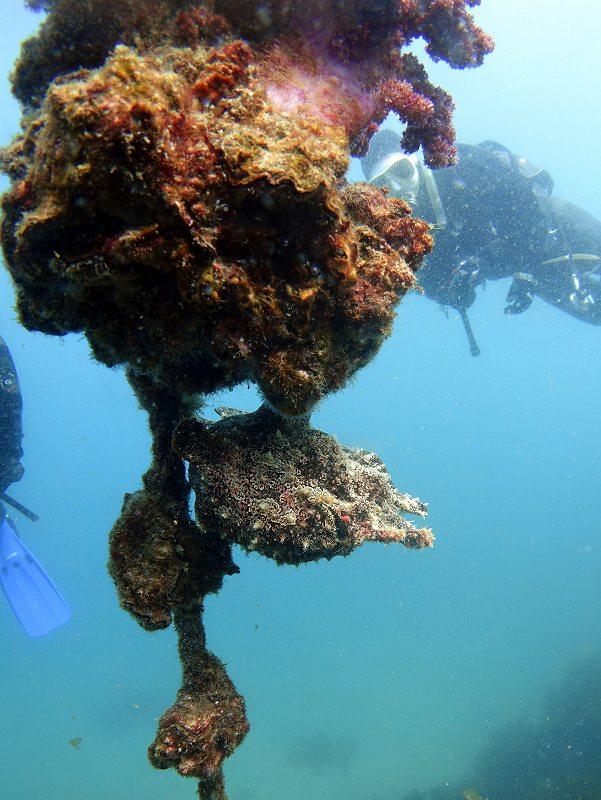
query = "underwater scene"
xmin=0 ymin=1 xmax=600 ymax=799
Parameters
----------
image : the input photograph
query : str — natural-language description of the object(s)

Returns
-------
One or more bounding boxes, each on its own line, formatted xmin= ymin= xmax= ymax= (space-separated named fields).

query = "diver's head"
xmin=369 ymin=153 xmax=420 ymax=202
xmin=361 ymin=129 xmax=420 ymax=204
xmin=361 ymin=128 xmax=448 ymax=229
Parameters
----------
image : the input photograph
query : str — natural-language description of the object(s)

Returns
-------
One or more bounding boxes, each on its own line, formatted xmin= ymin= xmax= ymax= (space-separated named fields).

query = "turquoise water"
xmin=1 ymin=2 xmax=600 ymax=799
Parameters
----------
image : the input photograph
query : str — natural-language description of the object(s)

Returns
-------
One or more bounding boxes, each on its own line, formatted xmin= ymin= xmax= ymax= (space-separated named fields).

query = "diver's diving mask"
xmin=368 ymin=151 xmax=447 ymax=229
xmin=369 ymin=153 xmax=421 ymax=204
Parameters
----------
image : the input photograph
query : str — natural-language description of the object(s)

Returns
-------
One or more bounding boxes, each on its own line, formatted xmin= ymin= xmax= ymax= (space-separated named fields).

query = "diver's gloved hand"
xmin=444 ymin=262 xmax=480 ymax=311
xmin=504 ymin=273 xmax=535 ymax=315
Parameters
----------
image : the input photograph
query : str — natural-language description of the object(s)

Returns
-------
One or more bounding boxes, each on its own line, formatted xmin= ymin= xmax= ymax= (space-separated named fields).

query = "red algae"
xmin=1 ymin=2 xmax=492 ymax=797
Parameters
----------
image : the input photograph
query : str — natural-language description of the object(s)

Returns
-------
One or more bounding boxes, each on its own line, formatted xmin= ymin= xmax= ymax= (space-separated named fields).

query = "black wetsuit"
xmin=414 ymin=142 xmax=601 ymax=323
xmin=0 ymin=335 xmax=24 ymax=497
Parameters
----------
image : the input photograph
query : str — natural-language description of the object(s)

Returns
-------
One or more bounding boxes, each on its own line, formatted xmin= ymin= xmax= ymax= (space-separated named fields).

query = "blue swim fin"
xmin=0 ymin=515 xmax=71 ymax=637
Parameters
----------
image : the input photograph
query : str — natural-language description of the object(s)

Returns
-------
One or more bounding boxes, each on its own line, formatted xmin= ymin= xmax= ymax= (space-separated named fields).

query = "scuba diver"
xmin=361 ymin=129 xmax=601 ymax=355
xmin=0 ymin=333 xmax=70 ymax=636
